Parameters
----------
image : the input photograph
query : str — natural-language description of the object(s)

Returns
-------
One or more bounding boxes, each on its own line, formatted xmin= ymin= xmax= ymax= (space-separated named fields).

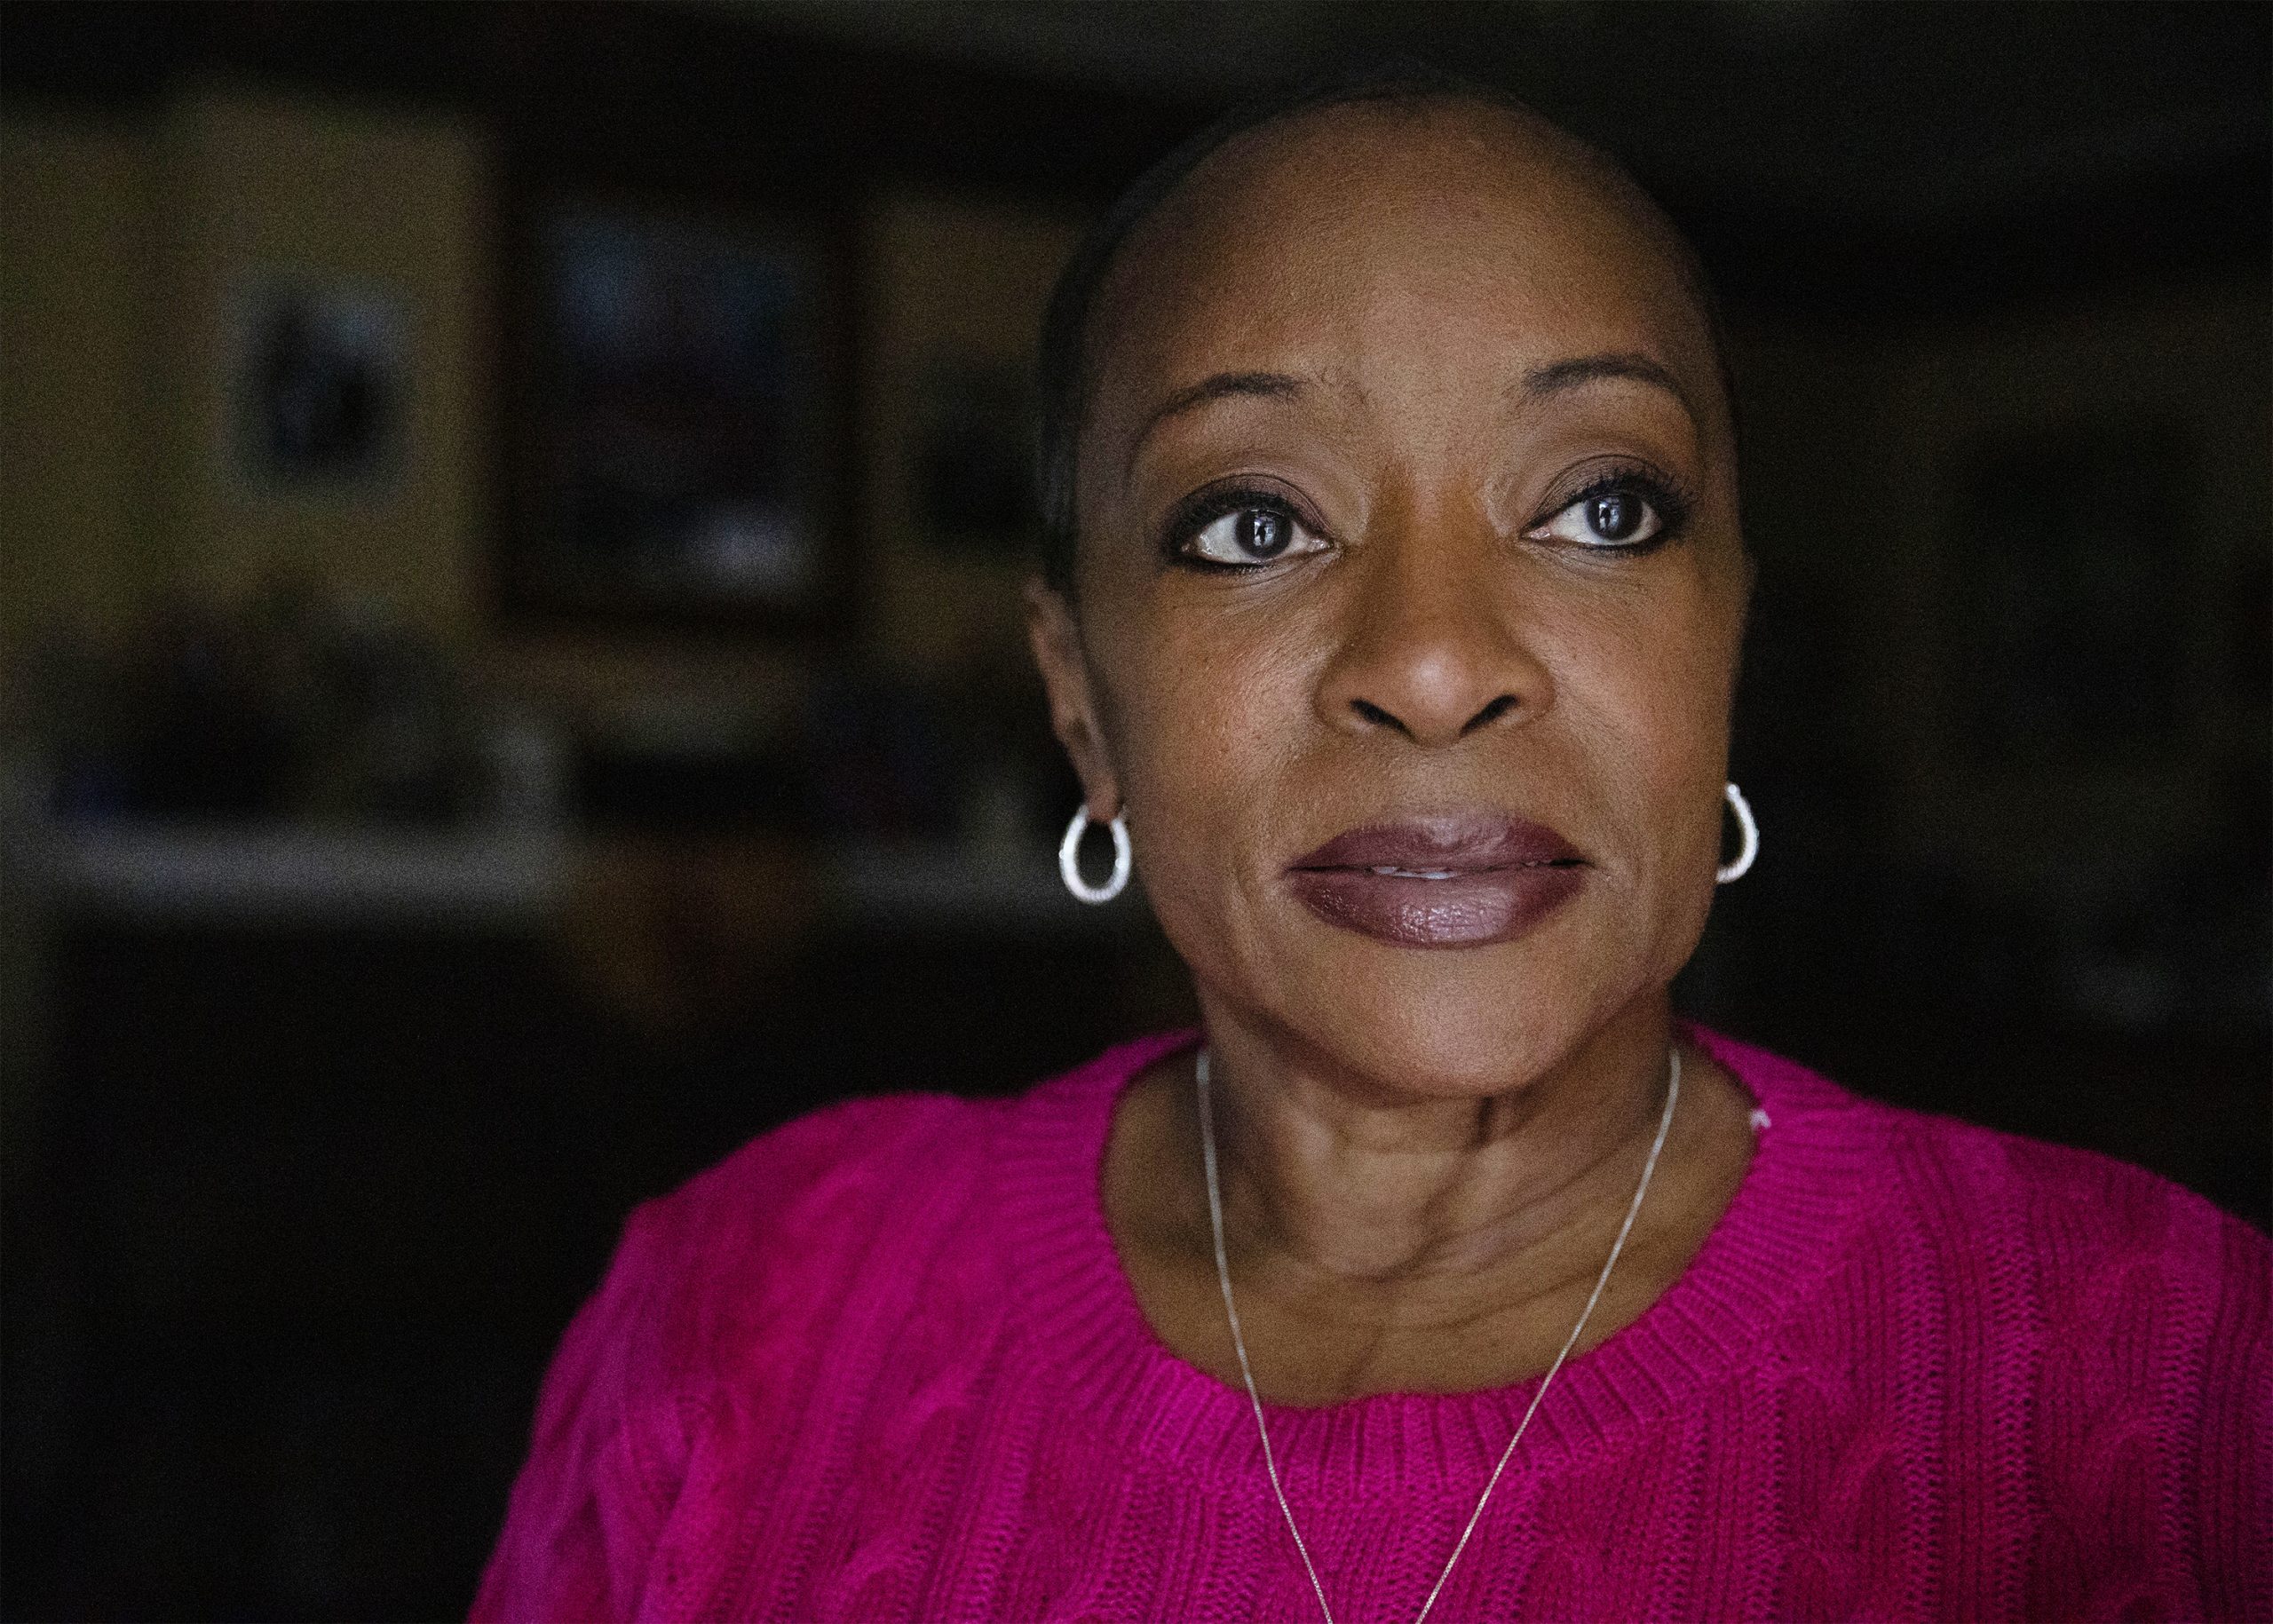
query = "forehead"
xmin=1088 ymin=99 xmax=1723 ymax=440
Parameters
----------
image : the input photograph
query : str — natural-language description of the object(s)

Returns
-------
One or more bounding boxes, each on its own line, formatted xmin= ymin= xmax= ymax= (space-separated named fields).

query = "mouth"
xmin=1343 ymin=862 xmax=1577 ymax=880
xmin=1284 ymin=812 xmax=1588 ymax=949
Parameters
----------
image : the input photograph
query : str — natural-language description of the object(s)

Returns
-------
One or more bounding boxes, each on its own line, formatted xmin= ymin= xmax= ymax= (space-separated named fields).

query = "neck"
xmin=1190 ymin=994 xmax=1678 ymax=1288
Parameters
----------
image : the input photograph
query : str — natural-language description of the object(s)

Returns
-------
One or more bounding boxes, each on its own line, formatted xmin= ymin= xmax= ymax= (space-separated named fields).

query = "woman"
xmin=477 ymin=74 xmax=2269 ymax=1622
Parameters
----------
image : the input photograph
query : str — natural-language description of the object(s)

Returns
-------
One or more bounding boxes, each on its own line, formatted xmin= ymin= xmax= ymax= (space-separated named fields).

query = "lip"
xmin=1284 ymin=812 xmax=1588 ymax=949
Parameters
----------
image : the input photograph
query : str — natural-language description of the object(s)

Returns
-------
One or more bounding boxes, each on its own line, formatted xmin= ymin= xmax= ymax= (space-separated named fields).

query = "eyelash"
xmin=1160 ymin=464 xmax=1699 ymax=570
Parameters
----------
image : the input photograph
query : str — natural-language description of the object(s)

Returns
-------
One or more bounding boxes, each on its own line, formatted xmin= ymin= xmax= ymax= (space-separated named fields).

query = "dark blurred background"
xmin=0 ymin=2 xmax=2264 ymax=1616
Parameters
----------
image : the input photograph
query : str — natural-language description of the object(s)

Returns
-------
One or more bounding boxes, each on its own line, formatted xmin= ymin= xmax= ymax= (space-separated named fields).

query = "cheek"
xmin=1544 ymin=568 xmax=1744 ymax=939
xmin=1562 ymin=590 xmax=1736 ymax=788
xmin=1095 ymin=595 xmax=1315 ymax=833
xmin=1080 ymin=595 xmax=1322 ymax=972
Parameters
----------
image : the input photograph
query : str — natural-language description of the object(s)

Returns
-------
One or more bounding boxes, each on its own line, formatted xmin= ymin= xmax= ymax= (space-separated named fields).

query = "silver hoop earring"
xmin=1717 ymin=781 xmax=1759 ymax=883
xmin=1058 ymin=807 xmax=1131 ymax=904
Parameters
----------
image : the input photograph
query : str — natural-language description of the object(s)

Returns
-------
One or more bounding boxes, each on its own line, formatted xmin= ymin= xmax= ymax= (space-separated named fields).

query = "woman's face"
xmin=1030 ymin=101 xmax=1749 ymax=1097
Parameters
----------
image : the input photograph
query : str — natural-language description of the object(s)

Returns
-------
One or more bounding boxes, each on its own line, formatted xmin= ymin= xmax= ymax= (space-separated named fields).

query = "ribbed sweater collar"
xmin=994 ymin=1025 xmax=1878 ymax=1498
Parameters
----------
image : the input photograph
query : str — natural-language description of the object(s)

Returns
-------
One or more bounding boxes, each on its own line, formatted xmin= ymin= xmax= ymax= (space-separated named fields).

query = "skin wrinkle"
xmin=1026 ymin=95 xmax=1757 ymax=1405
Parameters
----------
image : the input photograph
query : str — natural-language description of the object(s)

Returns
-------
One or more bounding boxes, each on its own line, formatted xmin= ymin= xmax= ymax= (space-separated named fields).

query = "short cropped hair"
xmin=1032 ymin=61 xmax=1730 ymax=594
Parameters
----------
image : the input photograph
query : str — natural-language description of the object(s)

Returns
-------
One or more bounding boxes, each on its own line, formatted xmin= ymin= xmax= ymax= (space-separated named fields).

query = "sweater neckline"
xmin=996 ymin=1024 xmax=1877 ymax=1497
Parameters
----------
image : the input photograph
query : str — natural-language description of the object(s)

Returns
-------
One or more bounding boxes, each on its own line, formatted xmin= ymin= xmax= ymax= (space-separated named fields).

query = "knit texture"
xmin=474 ymin=1028 xmax=2271 ymax=1621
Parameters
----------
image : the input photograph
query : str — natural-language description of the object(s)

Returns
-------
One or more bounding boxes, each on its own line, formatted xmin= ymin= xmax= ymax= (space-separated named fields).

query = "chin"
xmin=1270 ymin=947 xmax=1637 ymax=1100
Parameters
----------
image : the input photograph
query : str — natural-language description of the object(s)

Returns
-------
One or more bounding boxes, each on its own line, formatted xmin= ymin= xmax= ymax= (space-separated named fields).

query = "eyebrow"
xmin=1125 ymin=370 xmax=1307 ymax=479
xmin=1520 ymin=353 xmax=1696 ymax=417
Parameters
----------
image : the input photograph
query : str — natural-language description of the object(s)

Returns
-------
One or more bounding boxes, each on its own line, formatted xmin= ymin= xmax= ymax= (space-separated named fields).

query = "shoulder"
xmin=646 ymin=1089 xmax=992 ymax=1252
xmin=622 ymin=1090 xmax=1003 ymax=1351
xmin=475 ymin=1036 xmax=1184 ymax=1616
xmin=1881 ymin=1087 xmax=2269 ymax=1307
xmin=474 ymin=1089 xmax=1014 ymax=1616
xmin=1698 ymin=1025 xmax=2269 ymax=1333
xmin=1841 ymin=1079 xmax=2273 ymax=1611
xmin=606 ymin=1030 xmax=1190 ymax=1390
xmin=641 ymin=1027 xmax=1191 ymax=1265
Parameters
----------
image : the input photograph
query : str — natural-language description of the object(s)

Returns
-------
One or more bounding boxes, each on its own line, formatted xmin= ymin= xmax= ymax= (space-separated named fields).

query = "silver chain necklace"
xmin=1196 ymin=1045 xmax=1681 ymax=1624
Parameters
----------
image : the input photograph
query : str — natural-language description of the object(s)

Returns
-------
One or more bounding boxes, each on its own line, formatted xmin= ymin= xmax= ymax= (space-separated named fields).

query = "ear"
xmin=1023 ymin=578 xmax=1121 ymax=820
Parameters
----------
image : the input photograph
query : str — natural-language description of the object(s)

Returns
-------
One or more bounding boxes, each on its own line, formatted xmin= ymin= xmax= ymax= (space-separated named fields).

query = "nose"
xmin=1314 ymin=506 xmax=1551 ymax=748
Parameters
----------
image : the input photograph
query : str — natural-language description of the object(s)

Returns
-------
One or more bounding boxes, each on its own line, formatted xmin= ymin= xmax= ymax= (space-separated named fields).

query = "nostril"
xmin=1349 ymin=698 xmax=1408 ymax=734
xmin=1461 ymin=695 xmax=1518 ymax=734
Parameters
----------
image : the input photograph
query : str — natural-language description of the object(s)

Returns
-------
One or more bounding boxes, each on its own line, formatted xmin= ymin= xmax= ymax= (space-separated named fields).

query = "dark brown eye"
xmin=1184 ymin=501 xmax=1327 ymax=567
xmin=1237 ymin=510 xmax=1288 ymax=558
xmin=1586 ymin=492 xmax=1642 ymax=542
xmin=1528 ymin=479 xmax=1675 ymax=551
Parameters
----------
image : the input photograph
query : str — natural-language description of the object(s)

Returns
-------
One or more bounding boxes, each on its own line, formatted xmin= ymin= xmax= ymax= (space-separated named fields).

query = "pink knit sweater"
xmin=475 ymin=1027 xmax=2270 ymax=1621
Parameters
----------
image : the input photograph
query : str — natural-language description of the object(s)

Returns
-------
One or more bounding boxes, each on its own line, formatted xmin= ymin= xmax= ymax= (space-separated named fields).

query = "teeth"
xmin=1370 ymin=867 xmax=1460 ymax=880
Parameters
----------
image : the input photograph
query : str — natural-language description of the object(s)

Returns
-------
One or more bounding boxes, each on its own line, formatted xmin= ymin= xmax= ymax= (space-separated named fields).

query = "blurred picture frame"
xmin=499 ymin=201 xmax=849 ymax=630
xmin=228 ymin=274 xmax=408 ymax=493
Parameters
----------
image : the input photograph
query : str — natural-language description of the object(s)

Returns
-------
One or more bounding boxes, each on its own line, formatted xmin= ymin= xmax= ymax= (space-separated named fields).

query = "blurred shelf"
xmin=828 ymin=839 xmax=1117 ymax=932
xmin=2 ymin=822 xmax=568 ymax=928
xmin=0 ymin=821 xmax=1129 ymax=935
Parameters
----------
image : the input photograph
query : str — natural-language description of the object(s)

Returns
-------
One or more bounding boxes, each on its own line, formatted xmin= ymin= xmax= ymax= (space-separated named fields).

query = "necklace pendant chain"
xmin=1196 ymin=1043 xmax=1683 ymax=1624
